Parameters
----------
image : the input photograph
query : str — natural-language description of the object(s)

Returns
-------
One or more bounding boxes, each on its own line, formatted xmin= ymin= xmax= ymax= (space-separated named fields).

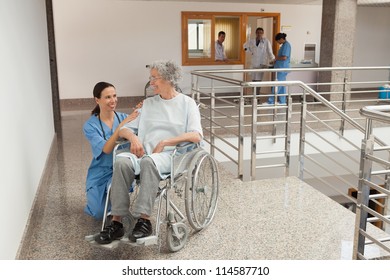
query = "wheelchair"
xmin=86 ymin=141 xmax=219 ymax=252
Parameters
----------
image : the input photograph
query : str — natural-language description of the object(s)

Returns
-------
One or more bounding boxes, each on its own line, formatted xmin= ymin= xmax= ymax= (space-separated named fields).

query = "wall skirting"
xmin=60 ymin=96 xmax=144 ymax=111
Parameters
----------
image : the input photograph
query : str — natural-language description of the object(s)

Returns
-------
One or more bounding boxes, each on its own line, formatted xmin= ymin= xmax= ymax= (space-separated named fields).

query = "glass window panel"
xmin=188 ymin=19 xmax=211 ymax=59
xmin=215 ymin=16 xmax=240 ymax=60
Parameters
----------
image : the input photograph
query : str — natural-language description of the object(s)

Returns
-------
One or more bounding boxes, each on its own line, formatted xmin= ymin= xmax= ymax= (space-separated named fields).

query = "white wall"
xmin=0 ymin=0 xmax=55 ymax=259
xmin=352 ymin=6 xmax=390 ymax=84
xmin=52 ymin=0 xmax=323 ymax=99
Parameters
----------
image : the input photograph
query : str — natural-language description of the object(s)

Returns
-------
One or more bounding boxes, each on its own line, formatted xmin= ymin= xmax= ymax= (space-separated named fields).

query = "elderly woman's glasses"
xmin=149 ymin=76 xmax=162 ymax=82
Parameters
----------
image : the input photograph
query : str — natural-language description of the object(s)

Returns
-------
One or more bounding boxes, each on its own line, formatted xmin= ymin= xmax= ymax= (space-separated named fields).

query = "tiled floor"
xmin=16 ymin=104 xmax=390 ymax=260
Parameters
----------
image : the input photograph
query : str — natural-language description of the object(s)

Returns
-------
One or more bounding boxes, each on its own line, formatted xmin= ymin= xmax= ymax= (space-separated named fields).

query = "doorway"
xmin=244 ymin=14 xmax=279 ymax=96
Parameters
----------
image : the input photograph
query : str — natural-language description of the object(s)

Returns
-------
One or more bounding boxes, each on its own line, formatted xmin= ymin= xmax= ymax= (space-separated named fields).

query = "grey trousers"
xmin=110 ymin=156 xmax=160 ymax=218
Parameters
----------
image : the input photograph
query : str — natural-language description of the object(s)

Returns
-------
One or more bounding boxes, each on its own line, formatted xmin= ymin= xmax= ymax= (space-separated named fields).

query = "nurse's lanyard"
xmin=98 ymin=111 xmax=120 ymax=140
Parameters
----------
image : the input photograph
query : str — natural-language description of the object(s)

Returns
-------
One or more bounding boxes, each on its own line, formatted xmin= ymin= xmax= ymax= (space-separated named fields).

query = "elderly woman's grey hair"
xmin=150 ymin=60 xmax=182 ymax=87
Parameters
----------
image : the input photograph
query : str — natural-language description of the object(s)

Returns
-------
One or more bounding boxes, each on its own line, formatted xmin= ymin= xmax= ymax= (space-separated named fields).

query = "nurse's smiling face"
xmin=95 ymin=86 xmax=117 ymax=112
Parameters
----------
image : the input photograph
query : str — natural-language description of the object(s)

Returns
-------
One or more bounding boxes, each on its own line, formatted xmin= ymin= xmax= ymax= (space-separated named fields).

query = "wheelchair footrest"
xmin=120 ymin=235 xmax=158 ymax=247
xmin=85 ymin=234 xmax=121 ymax=249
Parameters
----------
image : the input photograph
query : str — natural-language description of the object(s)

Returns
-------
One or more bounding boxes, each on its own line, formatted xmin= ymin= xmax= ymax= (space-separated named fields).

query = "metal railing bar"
xmin=290 ymin=119 xmax=348 ymax=125
xmin=361 ymin=204 xmax=390 ymax=226
xmin=360 ymin=105 xmax=390 ymax=124
xmin=191 ymin=72 xmax=243 ymax=85
xmin=373 ymin=146 xmax=390 ymax=151
xmin=349 ymin=80 xmax=390 ymax=86
xmin=367 ymin=215 xmax=390 ymax=223
xmin=203 ymin=106 xmax=241 ymax=123
xmin=255 ymin=163 xmax=286 ymax=169
xmin=305 ymin=115 xmax=361 ymax=151
xmin=362 ymin=179 xmax=390 ymax=196
xmin=196 ymin=85 xmax=242 ymax=90
xmin=202 ymin=128 xmax=239 ymax=150
xmin=303 ymin=168 xmax=357 ymax=204
xmin=256 ymin=120 xmax=288 ymax=126
xmin=307 ymin=109 xmax=343 ymax=114
xmin=356 ymin=252 xmax=366 ymax=260
xmin=212 ymin=95 xmax=242 ymax=106
xmin=359 ymin=229 xmax=390 ymax=254
xmin=371 ymin=170 xmax=390 ymax=176
xmin=305 ymin=126 xmax=361 ymax=162
xmin=201 ymin=137 xmax=238 ymax=165
xmin=364 ymin=236 xmax=390 ymax=245
xmin=368 ymin=193 xmax=388 ymax=200
xmin=349 ymin=99 xmax=382 ymax=104
xmin=201 ymin=115 xmax=240 ymax=137
xmin=192 ymin=66 xmax=390 ymax=75
xmin=304 ymin=140 xmax=359 ymax=175
xmin=351 ymin=89 xmax=383 ymax=94
xmin=367 ymin=198 xmax=386 ymax=210
xmin=365 ymin=154 xmax=390 ymax=168
xmin=256 ymin=149 xmax=286 ymax=155
xmin=304 ymin=154 xmax=358 ymax=187
xmin=256 ymin=134 xmax=287 ymax=140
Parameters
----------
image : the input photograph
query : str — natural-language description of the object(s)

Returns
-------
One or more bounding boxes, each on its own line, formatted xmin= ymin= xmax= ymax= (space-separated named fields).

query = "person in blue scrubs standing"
xmin=83 ymin=82 xmax=139 ymax=220
xmin=266 ymin=33 xmax=291 ymax=105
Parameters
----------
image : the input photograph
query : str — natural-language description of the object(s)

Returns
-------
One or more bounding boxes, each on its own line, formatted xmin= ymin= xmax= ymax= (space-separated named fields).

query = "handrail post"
xmin=285 ymin=88 xmax=292 ymax=177
xmin=340 ymin=73 xmax=348 ymax=136
xmin=251 ymin=88 xmax=257 ymax=181
xmin=272 ymin=73 xmax=278 ymax=143
xmin=298 ymin=90 xmax=307 ymax=180
xmin=210 ymin=79 xmax=215 ymax=158
xmin=238 ymin=85 xmax=244 ymax=180
xmin=353 ymin=127 xmax=374 ymax=259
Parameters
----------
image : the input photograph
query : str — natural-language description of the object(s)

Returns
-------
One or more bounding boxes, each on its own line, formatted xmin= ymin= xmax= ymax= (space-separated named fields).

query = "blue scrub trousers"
xmin=268 ymin=72 xmax=288 ymax=104
xmin=84 ymin=178 xmax=111 ymax=220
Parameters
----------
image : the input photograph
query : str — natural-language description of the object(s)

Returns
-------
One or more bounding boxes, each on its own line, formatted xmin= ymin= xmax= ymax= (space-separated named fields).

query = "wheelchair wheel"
xmin=185 ymin=150 xmax=219 ymax=231
xmin=166 ymin=222 xmax=188 ymax=252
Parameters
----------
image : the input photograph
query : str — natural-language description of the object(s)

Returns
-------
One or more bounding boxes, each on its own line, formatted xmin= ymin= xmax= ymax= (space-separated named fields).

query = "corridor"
xmin=15 ymin=104 xmax=390 ymax=260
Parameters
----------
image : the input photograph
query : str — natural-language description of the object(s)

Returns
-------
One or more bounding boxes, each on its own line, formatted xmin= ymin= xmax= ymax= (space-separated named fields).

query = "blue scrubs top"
xmin=274 ymin=40 xmax=291 ymax=69
xmin=83 ymin=111 xmax=127 ymax=219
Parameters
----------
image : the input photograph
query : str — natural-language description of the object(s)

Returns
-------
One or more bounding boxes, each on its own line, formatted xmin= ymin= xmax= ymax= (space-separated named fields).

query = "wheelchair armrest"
xmin=113 ymin=139 xmax=130 ymax=155
xmin=115 ymin=138 xmax=129 ymax=144
xmin=172 ymin=142 xmax=199 ymax=155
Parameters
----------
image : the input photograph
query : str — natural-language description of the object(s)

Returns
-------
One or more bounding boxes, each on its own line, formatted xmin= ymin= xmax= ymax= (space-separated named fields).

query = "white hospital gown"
xmin=118 ymin=93 xmax=203 ymax=178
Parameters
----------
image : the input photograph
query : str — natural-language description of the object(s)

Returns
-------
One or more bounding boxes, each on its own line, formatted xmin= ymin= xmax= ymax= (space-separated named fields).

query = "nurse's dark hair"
xmin=91 ymin=81 xmax=115 ymax=115
xmin=275 ymin=33 xmax=287 ymax=41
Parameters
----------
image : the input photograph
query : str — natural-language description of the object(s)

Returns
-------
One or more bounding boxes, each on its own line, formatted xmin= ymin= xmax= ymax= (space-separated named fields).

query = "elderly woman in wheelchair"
xmin=94 ymin=60 xmax=205 ymax=245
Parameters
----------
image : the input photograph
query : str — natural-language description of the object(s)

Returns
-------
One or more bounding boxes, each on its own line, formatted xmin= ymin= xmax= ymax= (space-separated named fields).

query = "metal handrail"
xmin=192 ymin=66 xmax=390 ymax=260
xmin=353 ymin=105 xmax=390 ymax=260
xmin=360 ymin=105 xmax=390 ymax=124
xmin=191 ymin=66 xmax=390 ymax=180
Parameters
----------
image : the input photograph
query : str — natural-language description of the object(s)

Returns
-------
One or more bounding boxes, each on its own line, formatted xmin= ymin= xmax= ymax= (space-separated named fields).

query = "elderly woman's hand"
xmin=129 ymin=135 xmax=145 ymax=158
xmin=152 ymin=141 xmax=166 ymax=154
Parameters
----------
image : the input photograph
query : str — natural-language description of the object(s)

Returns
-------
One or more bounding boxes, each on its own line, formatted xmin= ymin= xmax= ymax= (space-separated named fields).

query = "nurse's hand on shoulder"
xmin=134 ymin=101 xmax=143 ymax=109
xmin=124 ymin=110 xmax=139 ymax=123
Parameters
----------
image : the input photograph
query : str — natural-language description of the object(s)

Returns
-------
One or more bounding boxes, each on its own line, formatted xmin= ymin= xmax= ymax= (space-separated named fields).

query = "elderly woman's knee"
xmin=140 ymin=156 xmax=156 ymax=169
xmin=114 ymin=157 xmax=133 ymax=172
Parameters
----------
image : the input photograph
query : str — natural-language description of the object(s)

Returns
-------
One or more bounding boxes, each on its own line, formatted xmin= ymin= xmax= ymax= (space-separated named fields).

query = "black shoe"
xmin=94 ymin=221 xmax=124 ymax=244
xmin=129 ymin=218 xmax=152 ymax=242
